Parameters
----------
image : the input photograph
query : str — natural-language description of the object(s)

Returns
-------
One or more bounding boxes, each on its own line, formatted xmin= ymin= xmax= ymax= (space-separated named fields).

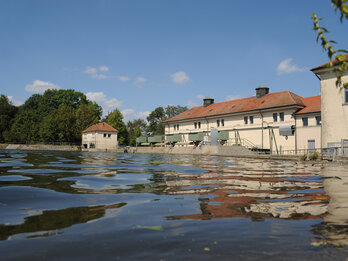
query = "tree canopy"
xmin=7 ymin=89 xmax=102 ymax=144
xmin=105 ymin=108 xmax=128 ymax=145
xmin=0 ymin=95 xmax=18 ymax=143
xmin=127 ymin=119 xmax=147 ymax=146
xmin=147 ymin=105 xmax=188 ymax=135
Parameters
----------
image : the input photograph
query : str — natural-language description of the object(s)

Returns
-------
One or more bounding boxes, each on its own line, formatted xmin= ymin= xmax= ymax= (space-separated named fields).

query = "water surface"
xmin=0 ymin=150 xmax=348 ymax=260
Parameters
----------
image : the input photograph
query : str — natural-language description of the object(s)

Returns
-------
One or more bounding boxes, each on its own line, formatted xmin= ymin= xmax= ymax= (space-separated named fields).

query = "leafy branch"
xmin=312 ymin=0 xmax=348 ymax=88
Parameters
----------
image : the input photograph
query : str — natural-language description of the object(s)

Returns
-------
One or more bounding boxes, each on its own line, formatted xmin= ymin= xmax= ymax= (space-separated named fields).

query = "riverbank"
xmin=0 ymin=144 xmax=80 ymax=151
xmin=2 ymin=143 xmax=347 ymax=162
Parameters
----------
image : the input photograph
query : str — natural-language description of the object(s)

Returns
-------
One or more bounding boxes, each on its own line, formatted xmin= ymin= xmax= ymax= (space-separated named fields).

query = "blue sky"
xmin=1 ymin=0 xmax=347 ymax=121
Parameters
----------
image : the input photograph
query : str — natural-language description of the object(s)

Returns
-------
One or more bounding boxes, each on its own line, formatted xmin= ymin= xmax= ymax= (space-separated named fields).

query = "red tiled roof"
xmin=164 ymin=91 xmax=306 ymax=123
xmin=82 ymin=122 xmax=118 ymax=133
xmin=311 ymin=53 xmax=348 ymax=72
xmin=296 ymin=95 xmax=321 ymax=114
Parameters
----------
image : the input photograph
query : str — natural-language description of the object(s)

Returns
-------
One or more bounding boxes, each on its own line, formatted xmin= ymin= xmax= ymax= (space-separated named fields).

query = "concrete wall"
xmin=135 ymin=145 xmax=256 ymax=156
xmin=319 ymin=71 xmax=348 ymax=147
xmin=82 ymin=131 xmax=118 ymax=150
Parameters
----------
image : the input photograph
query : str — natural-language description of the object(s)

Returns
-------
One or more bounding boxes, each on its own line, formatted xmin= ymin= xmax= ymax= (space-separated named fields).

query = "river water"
xmin=0 ymin=150 xmax=348 ymax=260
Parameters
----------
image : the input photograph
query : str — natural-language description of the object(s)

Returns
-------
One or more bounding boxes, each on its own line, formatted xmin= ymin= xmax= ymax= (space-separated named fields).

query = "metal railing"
xmin=225 ymin=138 xmax=258 ymax=149
xmin=277 ymin=146 xmax=348 ymax=159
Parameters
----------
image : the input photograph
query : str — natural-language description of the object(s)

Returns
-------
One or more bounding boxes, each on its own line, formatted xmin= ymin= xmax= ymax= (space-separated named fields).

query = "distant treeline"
xmin=0 ymin=89 xmax=187 ymax=146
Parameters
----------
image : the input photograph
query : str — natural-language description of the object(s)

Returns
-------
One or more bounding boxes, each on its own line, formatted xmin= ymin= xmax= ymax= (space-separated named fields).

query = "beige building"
xmin=82 ymin=122 xmax=118 ymax=150
xmin=163 ymin=87 xmax=321 ymax=154
xmin=311 ymin=55 xmax=348 ymax=149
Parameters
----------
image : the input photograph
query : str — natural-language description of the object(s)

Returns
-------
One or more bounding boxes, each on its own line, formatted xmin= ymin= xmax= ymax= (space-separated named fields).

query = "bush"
xmin=309 ymin=151 xmax=319 ymax=160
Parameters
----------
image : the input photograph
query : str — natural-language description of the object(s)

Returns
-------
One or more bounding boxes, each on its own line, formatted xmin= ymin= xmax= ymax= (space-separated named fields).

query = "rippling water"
xmin=0 ymin=150 xmax=348 ymax=260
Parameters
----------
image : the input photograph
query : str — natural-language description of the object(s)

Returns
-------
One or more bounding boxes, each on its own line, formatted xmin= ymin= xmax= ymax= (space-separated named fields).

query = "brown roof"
xmin=311 ymin=53 xmax=348 ymax=72
xmin=82 ymin=122 xmax=118 ymax=133
xmin=296 ymin=95 xmax=321 ymax=115
xmin=164 ymin=91 xmax=305 ymax=123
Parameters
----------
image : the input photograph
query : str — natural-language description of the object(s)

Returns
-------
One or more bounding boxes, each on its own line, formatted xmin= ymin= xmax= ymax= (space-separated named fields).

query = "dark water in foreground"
xmin=0 ymin=150 xmax=348 ymax=260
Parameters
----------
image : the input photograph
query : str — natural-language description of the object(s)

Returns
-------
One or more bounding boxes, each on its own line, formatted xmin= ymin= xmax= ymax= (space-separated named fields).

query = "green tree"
xmin=312 ymin=0 xmax=348 ymax=88
xmin=76 ymin=102 xmax=102 ymax=134
xmin=164 ymin=105 xmax=188 ymax=119
xmin=40 ymin=105 xmax=77 ymax=143
xmin=147 ymin=107 xmax=165 ymax=135
xmin=106 ymin=108 xmax=128 ymax=145
xmin=0 ymin=95 xmax=18 ymax=142
xmin=9 ymin=89 xmax=102 ymax=144
xmin=127 ymin=119 xmax=147 ymax=146
xmin=147 ymin=105 xmax=188 ymax=135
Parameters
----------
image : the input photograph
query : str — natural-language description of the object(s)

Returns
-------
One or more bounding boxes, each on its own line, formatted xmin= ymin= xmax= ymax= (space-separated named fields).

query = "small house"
xmin=82 ymin=122 xmax=118 ymax=150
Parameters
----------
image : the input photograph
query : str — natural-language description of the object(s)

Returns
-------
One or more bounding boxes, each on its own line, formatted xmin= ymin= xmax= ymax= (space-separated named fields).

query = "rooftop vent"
xmin=256 ymin=86 xmax=269 ymax=98
xmin=203 ymin=97 xmax=214 ymax=107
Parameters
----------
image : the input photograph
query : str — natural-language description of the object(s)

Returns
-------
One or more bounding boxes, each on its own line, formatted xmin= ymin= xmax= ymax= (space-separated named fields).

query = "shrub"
xmin=309 ymin=151 xmax=319 ymax=160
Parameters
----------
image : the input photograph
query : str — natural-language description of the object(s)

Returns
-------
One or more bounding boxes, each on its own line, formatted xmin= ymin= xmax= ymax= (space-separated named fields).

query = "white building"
xmin=311 ymin=54 xmax=348 ymax=150
xmin=163 ymin=87 xmax=321 ymax=153
xmin=82 ymin=122 xmax=118 ymax=150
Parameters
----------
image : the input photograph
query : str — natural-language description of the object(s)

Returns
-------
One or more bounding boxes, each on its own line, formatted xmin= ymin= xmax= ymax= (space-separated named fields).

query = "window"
xmin=194 ymin=122 xmax=197 ymax=129
xmin=221 ymin=119 xmax=224 ymax=126
xmin=279 ymin=112 xmax=284 ymax=122
xmin=174 ymin=125 xmax=176 ymax=131
xmin=249 ymin=116 xmax=254 ymax=124
xmin=316 ymin=116 xmax=321 ymax=126
xmin=103 ymin=133 xmax=107 ymax=138
xmin=345 ymin=89 xmax=348 ymax=104
xmin=302 ymin=117 xmax=308 ymax=127
xmin=177 ymin=124 xmax=179 ymax=130
xmin=273 ymin=113 xmax=278 ymax=122
xmin=244 ymin=116 xmax=248 ymax=125
xmin=217 ymin=120 xmax=220 ymax=127
xmin=108 ymin=134 xmax=111 ymax=138
xmin=198 ymin=122 xmax=201 ymax=129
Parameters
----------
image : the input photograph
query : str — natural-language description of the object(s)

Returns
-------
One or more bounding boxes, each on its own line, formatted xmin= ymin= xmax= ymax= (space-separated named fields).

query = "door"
xmin=308 ymin=140 xmax=315 ymax=152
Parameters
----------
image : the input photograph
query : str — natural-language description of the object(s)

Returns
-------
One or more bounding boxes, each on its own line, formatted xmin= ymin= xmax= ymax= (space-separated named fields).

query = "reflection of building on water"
xmin=311 ymin=164 xmax=348 ymax=247
xmin=163 ymin=161 xmax=329 ymax=221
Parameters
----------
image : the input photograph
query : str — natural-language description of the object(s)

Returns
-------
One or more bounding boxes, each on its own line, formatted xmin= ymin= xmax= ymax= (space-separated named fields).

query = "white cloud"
xmin=171 ymin=71 xmax=190 ymax=84
xmin=134 ymin=111 xmax=150 ymax=119
xmin=86 ymin=91 xmax=122 ymax=114
xmin=105 ymin=98 xmax=122 ymax=108
xmin=86 ymin=92 xmax=106 ymax=102
xmin=226 ymin=94 xmax=241 ymax=100
xmin=187 ymin=100 xmax=198 ymax=107
xmin=7 ymin=96 xmax=23 ymax=106
xmin=91 ymin=73 xmax=109 ymax=79
xmin=134 ymin=76 xmax=147 ymax=87
xmin=196 ymin=94 xmax=205 ymax=100
xmin=118 ymin=76 xmax=130 ymax=82
xmin=121 ymin=109 xmax=135 ymax=117
xmin=84 ymin=66 xmax=97 ymax=74
xmin=99 ymin=66 xmax=109 ymax=72
xmin=25 ymin=80 xmax=60 ymax=93
xmin=277 ymin=58 xmax=307 ymax=75
xmin=84 ymin=66 xmax=110 ymax=79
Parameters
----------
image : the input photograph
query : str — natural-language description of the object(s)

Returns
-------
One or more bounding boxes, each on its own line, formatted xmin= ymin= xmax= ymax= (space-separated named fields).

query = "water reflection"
xmin=1 ymin=150 xmax=348 ymax=259
xmin=311 ymin=164 xmax=348 ymax=247
xmin=163 ymin=158 xmax=328 ymax=221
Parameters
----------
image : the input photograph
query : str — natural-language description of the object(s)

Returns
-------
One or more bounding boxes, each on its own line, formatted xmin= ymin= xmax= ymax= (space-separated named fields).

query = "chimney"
xmin=203 ymin=97 xmax=214 ymax=107
xmin=256 ymin=86 xmax=269 ymax=98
